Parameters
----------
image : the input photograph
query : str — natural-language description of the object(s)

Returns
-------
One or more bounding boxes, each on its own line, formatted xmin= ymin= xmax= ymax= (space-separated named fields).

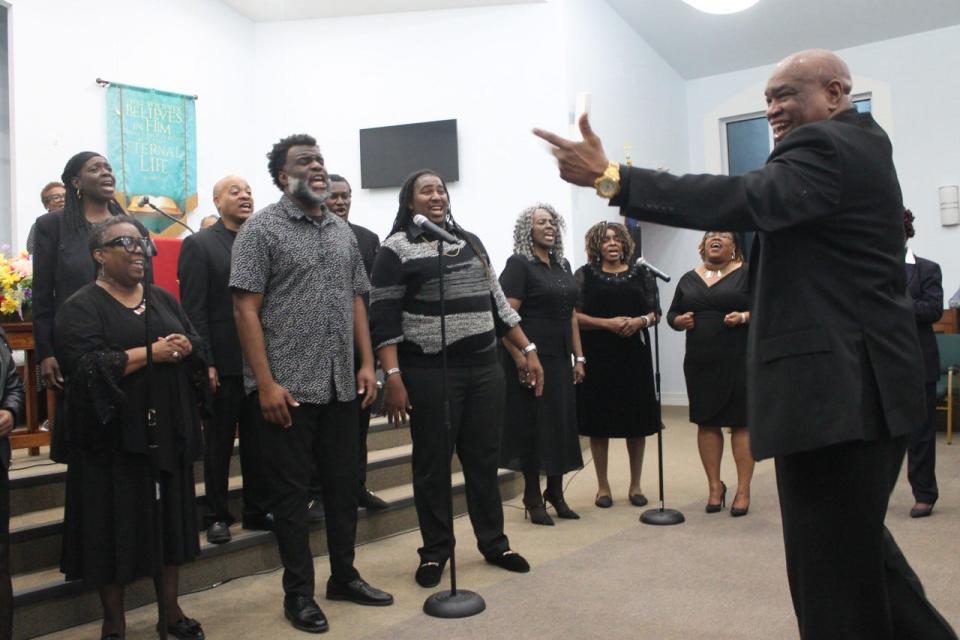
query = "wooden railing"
xmin=3 ymin=320 xmax=55 ymax=455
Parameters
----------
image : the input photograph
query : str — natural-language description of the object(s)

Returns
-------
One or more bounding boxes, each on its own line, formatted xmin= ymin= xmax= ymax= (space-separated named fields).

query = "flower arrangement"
xmin=0 ymin=246 xmax=33 ymax=319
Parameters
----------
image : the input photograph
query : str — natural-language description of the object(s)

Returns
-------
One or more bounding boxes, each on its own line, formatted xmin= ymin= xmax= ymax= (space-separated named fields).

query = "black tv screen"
xmin=359 ymin=119 xmax=459 ymax=189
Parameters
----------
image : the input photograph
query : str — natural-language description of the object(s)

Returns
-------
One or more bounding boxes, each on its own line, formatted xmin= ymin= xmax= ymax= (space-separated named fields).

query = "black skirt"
xmin=499 ymin=349 xmax=583 ymax=475
xmin=60 ymin=447 xmax=199 ymax=586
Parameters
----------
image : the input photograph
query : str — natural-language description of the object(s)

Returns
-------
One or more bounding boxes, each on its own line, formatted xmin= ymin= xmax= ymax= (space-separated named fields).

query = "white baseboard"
xmin=661 ymin=392 xmax=689 ymax=406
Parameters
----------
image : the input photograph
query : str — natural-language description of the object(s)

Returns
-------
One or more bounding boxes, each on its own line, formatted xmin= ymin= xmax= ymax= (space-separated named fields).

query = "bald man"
xmin=179 ymin=176 xmax=271 ymax=544
xmin=536 ymin=49 xmax=956 ymax=639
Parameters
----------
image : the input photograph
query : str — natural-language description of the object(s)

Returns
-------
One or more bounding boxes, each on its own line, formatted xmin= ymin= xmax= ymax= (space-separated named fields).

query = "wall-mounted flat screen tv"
xmin=359 ymin=119 xmax=459 ymax=189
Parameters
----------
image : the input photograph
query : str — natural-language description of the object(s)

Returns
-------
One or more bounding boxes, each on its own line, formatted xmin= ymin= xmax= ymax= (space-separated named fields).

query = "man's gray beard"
xmin=289 ymin=176 xmax=330 ymax=209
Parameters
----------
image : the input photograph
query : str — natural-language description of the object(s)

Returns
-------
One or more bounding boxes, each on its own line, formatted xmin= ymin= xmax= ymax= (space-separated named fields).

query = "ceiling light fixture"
xmin=681 ymin=0 xmax=761 ymax=15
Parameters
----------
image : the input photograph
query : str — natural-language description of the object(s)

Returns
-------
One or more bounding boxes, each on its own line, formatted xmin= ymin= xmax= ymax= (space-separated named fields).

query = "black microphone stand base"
xmin=640 ymin=507 xmax=685 ymax=526
xmin=423 ymin=589 xmax=486 ymax=619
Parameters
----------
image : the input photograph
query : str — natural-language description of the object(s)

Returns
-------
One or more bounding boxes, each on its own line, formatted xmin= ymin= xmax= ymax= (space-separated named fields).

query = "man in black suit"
xmin=307 ymin=174 xmax=388 ymax=523
xmin=535 ymin=49 xmax=956 ymax=639
xmin=0 ymin=328 xmax=25 ymax=640
xmin=179 ymin=175 xmax=270 ymax=544
xmin=903 ymin=208 xmax=943 ymax=519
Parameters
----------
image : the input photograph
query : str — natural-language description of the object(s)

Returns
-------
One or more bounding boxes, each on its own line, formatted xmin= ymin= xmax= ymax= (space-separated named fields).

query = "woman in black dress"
xmin=575 ymin=222 xmax=658 ymax=509
xmin=667 ymin=231 xmax=753 ymax=516
xmin=56 ymin=218 xmax=204 ymax=639
xmin=33 ymin=151 xmax=150 ymax=462
xmin=500 ymin=204 xmax=585 ymax=526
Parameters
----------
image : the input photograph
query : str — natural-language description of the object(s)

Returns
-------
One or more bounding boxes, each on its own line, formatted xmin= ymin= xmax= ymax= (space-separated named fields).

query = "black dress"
xmin=666 ymin=266 xmax=749 ymax=427
xmin=55 ymin=284 xmax=202 ymax=586
xmin=499 ymin=254 xmax=583 ymax=475
xmin=574 ymin=264 xmax=658 ymax=438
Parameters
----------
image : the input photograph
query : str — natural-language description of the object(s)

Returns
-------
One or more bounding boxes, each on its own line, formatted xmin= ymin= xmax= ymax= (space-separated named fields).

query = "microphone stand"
xmin=422 ymin=235 xmax=486 ymax=619
xmin=639 ymin=275 xmax=684 ymax=526
xmin=142 ymin=259 xmax=169 ymax=638
xmin=141 ymin=197 xmax=196 ymax=234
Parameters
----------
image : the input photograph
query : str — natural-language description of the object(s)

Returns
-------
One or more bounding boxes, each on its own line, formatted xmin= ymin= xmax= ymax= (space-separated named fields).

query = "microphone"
xmin=412 ymin=214 xmax=457 ymax=244
xmin=137 ymin=195 xmax=196 ymax=234
xmin=636 ymin=256 xmax=671 ymax=282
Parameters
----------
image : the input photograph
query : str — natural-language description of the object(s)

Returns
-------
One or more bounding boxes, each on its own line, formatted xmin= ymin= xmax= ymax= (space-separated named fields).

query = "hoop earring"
xmin=76 ymin=188 xmax=83 ymax=200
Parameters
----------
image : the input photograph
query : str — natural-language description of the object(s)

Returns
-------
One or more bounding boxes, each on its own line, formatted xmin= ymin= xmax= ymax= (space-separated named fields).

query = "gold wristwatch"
xmin=594 ymin=161 xmax=621 ymax=199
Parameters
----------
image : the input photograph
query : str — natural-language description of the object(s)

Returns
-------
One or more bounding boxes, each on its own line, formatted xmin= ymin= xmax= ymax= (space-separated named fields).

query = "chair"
xmin=935 ymin=333 xmax=960 ymax=444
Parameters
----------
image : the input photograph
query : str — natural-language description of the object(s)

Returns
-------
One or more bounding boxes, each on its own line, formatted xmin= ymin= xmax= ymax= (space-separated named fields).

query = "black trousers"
xmin=775 ymin=436 xmax=956 ymax=640
xmin=257 ymin=397 xmax=360 ymax=598
xmin=1 ymin=461 xmax=11 ymax=640
xmin=907 ymin=381 xmax=939 ymax=504
xmin=202 ymin=376 xmax=269 ymax=525
xmin=310 ymin=399 xmax=372 ymax=498
xmin=404 ymin=362 xmax=510 ymax=563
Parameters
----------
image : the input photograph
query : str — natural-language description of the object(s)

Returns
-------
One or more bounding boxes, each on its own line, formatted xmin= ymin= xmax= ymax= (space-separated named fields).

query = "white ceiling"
xmin=605 ymin=0 xmax=960 ymax=79
xmin=218 ymin=0 xmax=960 ymax=79
xmin=219 ymin=0 xmax=543 ymax=22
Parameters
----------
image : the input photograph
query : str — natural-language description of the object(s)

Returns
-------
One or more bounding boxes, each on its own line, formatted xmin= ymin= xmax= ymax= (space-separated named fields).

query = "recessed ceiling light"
xmin=682 ymin=0 xmax=760 ymax=15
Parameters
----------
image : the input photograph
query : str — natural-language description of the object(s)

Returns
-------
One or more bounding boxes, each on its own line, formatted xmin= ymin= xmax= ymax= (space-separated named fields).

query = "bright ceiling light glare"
xmin=681 ymin=0 xmax=761 ymax=15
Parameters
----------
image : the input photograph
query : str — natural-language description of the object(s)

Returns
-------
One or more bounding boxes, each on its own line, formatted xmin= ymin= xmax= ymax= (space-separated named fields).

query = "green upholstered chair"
xmin=935 ymin=333 xmax=960 ymax=445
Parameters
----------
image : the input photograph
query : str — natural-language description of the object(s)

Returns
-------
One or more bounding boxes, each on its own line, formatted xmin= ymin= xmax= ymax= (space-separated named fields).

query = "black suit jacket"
xmin=612 ymin=109 xmax=925 ymax=459
xmin=906 ymin=256 xmax=943 ymax=382
xmin=178 ymin=219 xmax=242 ymax=376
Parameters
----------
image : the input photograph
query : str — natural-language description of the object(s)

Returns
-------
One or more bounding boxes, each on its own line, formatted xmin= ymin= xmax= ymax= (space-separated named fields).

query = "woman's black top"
xmin=499 ymin=254 xmax=577 ymax=356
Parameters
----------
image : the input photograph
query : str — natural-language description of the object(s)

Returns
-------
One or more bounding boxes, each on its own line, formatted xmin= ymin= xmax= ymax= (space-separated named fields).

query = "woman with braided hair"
xmin=499 ymin=204 xmax=584 ymax=526
xmin=32 ymin=151 xmax=151 ymax=461
xmin=574 ymin=221 xmax=658 ymax=509
xmin=370 ymin=169 xmax=540 ymax=588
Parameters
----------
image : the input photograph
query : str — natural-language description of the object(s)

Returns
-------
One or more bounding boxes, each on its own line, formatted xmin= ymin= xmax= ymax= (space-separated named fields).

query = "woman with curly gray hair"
xmin=499 ymin=204 xmax=585 ymax=526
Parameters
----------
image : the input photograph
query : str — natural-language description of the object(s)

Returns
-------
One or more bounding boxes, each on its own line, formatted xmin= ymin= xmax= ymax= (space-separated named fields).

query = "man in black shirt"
xmin=179 ymin=175 xmax=271 ymax=544
xmin=306 ymin=175 xmax=387 ymax=523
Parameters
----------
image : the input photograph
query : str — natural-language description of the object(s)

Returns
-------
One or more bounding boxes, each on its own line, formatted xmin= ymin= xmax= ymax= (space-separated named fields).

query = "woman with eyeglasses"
xmin=55 ymin=217 xmax=205 ymax=640
xmin=667 ymin=231 xmax=753 ymax=516
xmin=32 ymin=151 xmax=151 ymax=462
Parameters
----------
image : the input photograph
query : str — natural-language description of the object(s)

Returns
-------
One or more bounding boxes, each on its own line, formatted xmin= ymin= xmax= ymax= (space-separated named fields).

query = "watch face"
xmin=597 ymin=178 xmax=618 ymax=198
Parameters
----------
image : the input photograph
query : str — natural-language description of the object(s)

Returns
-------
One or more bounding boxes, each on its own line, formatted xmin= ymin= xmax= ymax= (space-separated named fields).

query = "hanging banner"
xmin=106 ymin=83 xmax=197 ymax=237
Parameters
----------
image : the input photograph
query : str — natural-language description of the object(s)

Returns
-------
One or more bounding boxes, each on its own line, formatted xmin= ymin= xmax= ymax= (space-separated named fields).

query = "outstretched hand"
xmin=533 ymin=113 xmax=610 ymax=187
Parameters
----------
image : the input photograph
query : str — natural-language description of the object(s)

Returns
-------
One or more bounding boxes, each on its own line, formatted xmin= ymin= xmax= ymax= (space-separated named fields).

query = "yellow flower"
xmin=0 ymin=297 xmax=19 ymax=315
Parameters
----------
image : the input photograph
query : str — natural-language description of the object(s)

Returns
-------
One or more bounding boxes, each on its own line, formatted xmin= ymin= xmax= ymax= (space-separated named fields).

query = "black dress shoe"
xmin=628 ymin=494 xmax=648 ymax=507
xmin=415 ymin=560 xmax=446 ymax=588
xmin=358 ymin=488 xmax=389 ymax=510
xmin=157 ymin=617 xmax=204 ymax=640
xmin=284 ymin=596 xmax=329 ymax=634
xmin=307 ymin=498 xmax=325 ymax=523
xmin=595 ymin=494 xmax=613 ymax=508
xmin=910 ymin=502 xmax=935 ymax=518
xmin=205 ymin=521 xmax=231 ymax=545
xmin=242 ymin=512 xmax=275 ymax=531
xmin=326 ymin=577 xmax=394 ymax=606
xmin=101 ymin=634 xmax=122 ymax=640
xmin=485 ymin=550 xmax=530 ymax=573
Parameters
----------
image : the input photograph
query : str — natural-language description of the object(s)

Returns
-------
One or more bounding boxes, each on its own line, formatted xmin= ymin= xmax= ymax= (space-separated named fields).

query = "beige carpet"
xmin=39 ymin=406 xmax=960 ymax=639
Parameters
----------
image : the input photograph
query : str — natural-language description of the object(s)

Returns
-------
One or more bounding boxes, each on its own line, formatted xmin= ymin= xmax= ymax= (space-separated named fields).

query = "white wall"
xmin=6 ymin=0 xmax=255 ymax=246
xmin=249 ymin=2 xmax=570 ymax=270
xmin=559 ymin=0 xmax=690 ymax=404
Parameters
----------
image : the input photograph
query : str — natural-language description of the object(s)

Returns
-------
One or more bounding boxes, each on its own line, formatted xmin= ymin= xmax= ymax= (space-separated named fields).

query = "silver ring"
xmin=173 ymin=351 xmax=180 ymax=359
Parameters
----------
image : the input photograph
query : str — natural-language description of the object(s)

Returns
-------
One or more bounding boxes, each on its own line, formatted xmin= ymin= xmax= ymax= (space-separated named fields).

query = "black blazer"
xmin=906 ymin=256 xmax=943 ymax=383
xmin=178 ymin=219 xmax=242 ymax=376
xmin=0 ymin=328 xmax=26 ymax=469
xmin=611 ymin=109 xmax=925 ymax=459
xmin=32 ymin=211 xmax=152 ymax=362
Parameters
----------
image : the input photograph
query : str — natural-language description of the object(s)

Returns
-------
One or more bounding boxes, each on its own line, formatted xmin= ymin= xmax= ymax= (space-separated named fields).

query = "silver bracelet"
xmin=575 ymin=356 xmax=587 ymax=364
xmin=384 ymin=367 xmax=401 ymax=378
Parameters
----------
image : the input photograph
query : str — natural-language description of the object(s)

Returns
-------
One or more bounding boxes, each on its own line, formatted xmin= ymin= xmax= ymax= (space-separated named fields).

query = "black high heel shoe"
xmin=524 ymin=502 xmax=555 ymax=526
xmin=543 ymin=490 xmax=580 ymax=520
xmin=705 ymin=481 xmax=727 ymax=514
xmin=730 ymin=493 xmax=750 ymax=517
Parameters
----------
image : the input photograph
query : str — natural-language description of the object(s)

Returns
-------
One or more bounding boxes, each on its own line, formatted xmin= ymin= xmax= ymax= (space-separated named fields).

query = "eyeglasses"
xmin=102 ymin=235 xmax=149 ymax=253
xmin=43 ymin=193 xmax=65 ymax=204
